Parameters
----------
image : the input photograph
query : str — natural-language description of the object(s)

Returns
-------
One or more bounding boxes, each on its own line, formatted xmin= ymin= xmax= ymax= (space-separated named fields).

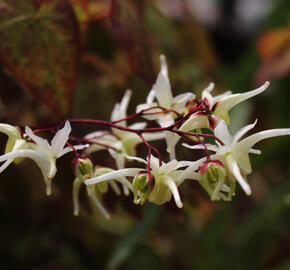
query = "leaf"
xmin=0 ymin=0 xmax=81 ymax=117
xmin=109 ymin=0 xmax=155 ymax=85
xmin=87 ymin=0 xmax=112 ymax=21
xmin=69 ymin=0 xmax=89 ymax=45
xmin=107 ymin=204 xmax=161 ymax=270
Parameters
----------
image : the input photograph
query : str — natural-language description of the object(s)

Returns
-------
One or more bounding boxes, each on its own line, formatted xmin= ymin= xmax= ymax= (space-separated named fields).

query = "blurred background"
xmin=0 ymin=0 xmax=289 ymax=269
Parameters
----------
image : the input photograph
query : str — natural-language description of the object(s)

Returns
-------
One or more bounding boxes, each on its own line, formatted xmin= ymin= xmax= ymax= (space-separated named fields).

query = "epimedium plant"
xmin=0 ymin=55 xmax=289 ymax=219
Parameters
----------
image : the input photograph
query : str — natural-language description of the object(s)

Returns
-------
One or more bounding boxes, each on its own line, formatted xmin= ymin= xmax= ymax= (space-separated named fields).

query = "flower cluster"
xmin=0 ymin=55 xmax=289 ymax=219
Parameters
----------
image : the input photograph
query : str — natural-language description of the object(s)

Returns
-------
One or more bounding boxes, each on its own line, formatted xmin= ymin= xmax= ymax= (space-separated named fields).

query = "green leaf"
xmin=0 ymin=0 xmax=81 ymax=117
xmin=107 ymin=204 xmax=161 ymax=270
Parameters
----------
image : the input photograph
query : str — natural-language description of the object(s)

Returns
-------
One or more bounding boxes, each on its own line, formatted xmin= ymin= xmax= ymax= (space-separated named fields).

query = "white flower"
xmin=136 ymin=55 xmax=195 ymax=158
xmin=0 ymin=121 xmax=87 ymax=195
xmin=73 ymin=163 xmax=132 ymax=219
xmin=0 ymin=124 xmax=28 ymax=173
xmin=85 ymin=90 xmax=164 ymax=172
xmin=167 ymin=81 xmax=270 ymax=154
xmin=85 ymin=155 xmax=196 ymax=208
xmin=183 ymin=119 xmax=290 ymax=196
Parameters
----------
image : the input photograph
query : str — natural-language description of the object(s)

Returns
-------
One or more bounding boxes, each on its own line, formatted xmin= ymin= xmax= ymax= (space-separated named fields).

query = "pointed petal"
xmin=0 ymin=149 xmax=57 ymax=192
xmin=142 ymin=132 xmax=165 ymax=142
xmin=115 ymin=153 xmax=125 ymax=169
xmin=213 ymin=91 xmax=232 ymax=103
xmin=215 ymin=81 xmax=270 ymax=115
xmin=25 ymin=126 xmax=51 ymax=152
xmin=109 ymin=181 xmax=121 ymax=195
xmin=85 ymin=168 xmax=140 ymax=185
xmin=153 ymin=67 xmax=172 ymax=108
xmin=123 ymin=154 xmax=147 ymax=165
xmin=232 ymin=120 xmax=257 ymax=144
xmin=146 ymin=89 xmax=156 ymax=104
xmin=73 ymin=177 xmax=83 ymax=216
xmin=202 ymin=83 xmax=215 ymax=108
xmin=166 ymin=177 xmax=183 ymax=208
xmin=87 ymin=188 xmax=110 ymax=219
xmin=160 ymin=159 xmax=178 ymax=173
xmin=129 ymin=122 xmax=147 ymax=130
xmin=214 ymin=120 xmax=232 ymax=145
xmin=0 ymin=123 xmax=21 ymax=139
xmin=120 ymin=90 xmax=132 ymax=114
xmin=60 ymin=144 xmax=89 ymax=157
xmin=238 ymin=128 xmax=290 ymax=151
xmin=182 ymin=143 xmax=218 ymax=152
xmin=226 ymin=155 xmax=251 ymax=195
xmin=0 ymin=159 xmax=13 ymax=173
xmin=172 ymin=92 xmax=195 ymax=112
xmin=157 ymin=114 xmax=174 ymax=127
xmin=51 ymin=121 xmax=72 ymax=157
xmin=160 ymin=55 xmax=168 ymax=77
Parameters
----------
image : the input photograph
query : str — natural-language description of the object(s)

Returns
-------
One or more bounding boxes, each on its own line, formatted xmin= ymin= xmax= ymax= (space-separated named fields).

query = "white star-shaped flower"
xmin=184 ymin=119 xmax=290 ymax=195
xmin=0 ymin=121 xmax=87 ymax=195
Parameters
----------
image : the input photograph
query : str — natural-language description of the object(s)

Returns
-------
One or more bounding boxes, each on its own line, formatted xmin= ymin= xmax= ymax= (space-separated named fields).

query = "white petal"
xmin=115 ymin=153 xmax=125 ymax=169
xmin=85 ymin=130 xmax=109 ymax=139
xmin=165 ymin=177 xmax=183 ymax=208
xmin=51 ymin=121 xmax=71 ymax=157
xmin=142 ymin=132 xmax=165 ymax=142
xmin=109 ymin=181 xmax=121 ymax=195
xmin=202 ymin=83 xmax=215 ymax=108
xmin=238 ymin=128 xmax=290 ymax=151
xmin=123 ymin=154 xmax=147 ymax=164
xmin=160 ymin=55 xmax=168 ymax=77
xmin=85 ymin=168 xmax=140 ymax=185
xmin=157 ymin=114 xmax=174 ymax=127
xmin=60 ymin=144 xmax=89 ymax=157
xmin=153 ymin=69 xmax=172 ymax=108
xmin=214 ymin=120 xmax=232 ymax=145
xmin=73 ymin=177 xmax=83 ymax=216
xmin=232 ymin=120 xmax=257 ymax=144
xmin=0 ymin=149 xmax=57 ymax=193
xmin=249 ymin=149 xmax=261 ymax=154
xmin=25 ymin=126 xmax=51 ymax=153
xmin=226 ymin=155 xmax=251 ymax=195
xmin=0 ymin=123 xmax=21 ymax=138
xmin=129 ymin=122 xmax=147 ymax=130
xmin=160 ymin=159 xmax=178 ymax=173
xmin=146 ymin=89 xmax=156 ymax=104
xmin=149 ymin=155 xmax=161 ymax=171
xmin=0 ymin=159 xmax=13 ymax=173
xmin=120 ymin=90 xmax=132 ymax=114
xmin=88 ymin=189 xmax=110 ymax=219
xmin=176 ymin=158 xmax=206 ymax=184
xmin=172 ymin=92 xmax=195 ymax=112
xmin=213 ymin=91 xmax=232 ymax=103
xmin=182 ymin=143 xmax=218 ymax=152
xmin=215 ymin=81 xmax=270 ymax=115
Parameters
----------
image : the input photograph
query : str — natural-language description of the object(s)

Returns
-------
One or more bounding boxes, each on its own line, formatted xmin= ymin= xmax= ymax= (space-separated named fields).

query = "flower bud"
xmin=132 ymin=171 xmax=152 ymax=205
xmin=73 ymin=157 xmax=93 ymax=177
xmin=198 ymin=160 xmax=227 ymax=201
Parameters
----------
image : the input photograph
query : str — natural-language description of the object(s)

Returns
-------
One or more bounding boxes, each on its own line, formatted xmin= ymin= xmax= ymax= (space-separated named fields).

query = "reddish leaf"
xmin=0 ymin=0 xmax=80 ymax=117
xmin=88 ymin=0 xmax=112 ymax=21
xmin=109 ymin=0 xmax=155 ymax=85
xmin=69 ymin=0 xmax=89 ymax=45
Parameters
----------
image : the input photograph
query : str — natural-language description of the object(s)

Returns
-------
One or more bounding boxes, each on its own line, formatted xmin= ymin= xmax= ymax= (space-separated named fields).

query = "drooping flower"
xmin=85 ymin=155 xmax=197 ymax=208
xmin=184 ymin=119 xmax=290 ymax=196
xmin=72 ymin=158 xmax=132 ymax=218
xmin=136 ymin=55 xmax=195 ymax=159
xmin=167 ymin=81 xmax=270 ymax=154
xmin=85 ymin=90 xmax=164 ymax=172
xmin=0 ymin=121 xmax=87 ymax=195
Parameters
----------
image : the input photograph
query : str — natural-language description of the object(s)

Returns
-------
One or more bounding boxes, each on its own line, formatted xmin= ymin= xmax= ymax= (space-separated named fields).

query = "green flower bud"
xmin=75 ymin=158 xmax=93 ymax=177
xmin=132 ymin=172 xmax=151 ymax=205
xmin=198 ymin=160 xmax=227 ymax=201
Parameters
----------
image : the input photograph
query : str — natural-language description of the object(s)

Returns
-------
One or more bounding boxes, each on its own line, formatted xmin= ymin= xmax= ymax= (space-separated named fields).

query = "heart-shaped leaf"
xmin=0 ymin=0 xmax=81 ymax=117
